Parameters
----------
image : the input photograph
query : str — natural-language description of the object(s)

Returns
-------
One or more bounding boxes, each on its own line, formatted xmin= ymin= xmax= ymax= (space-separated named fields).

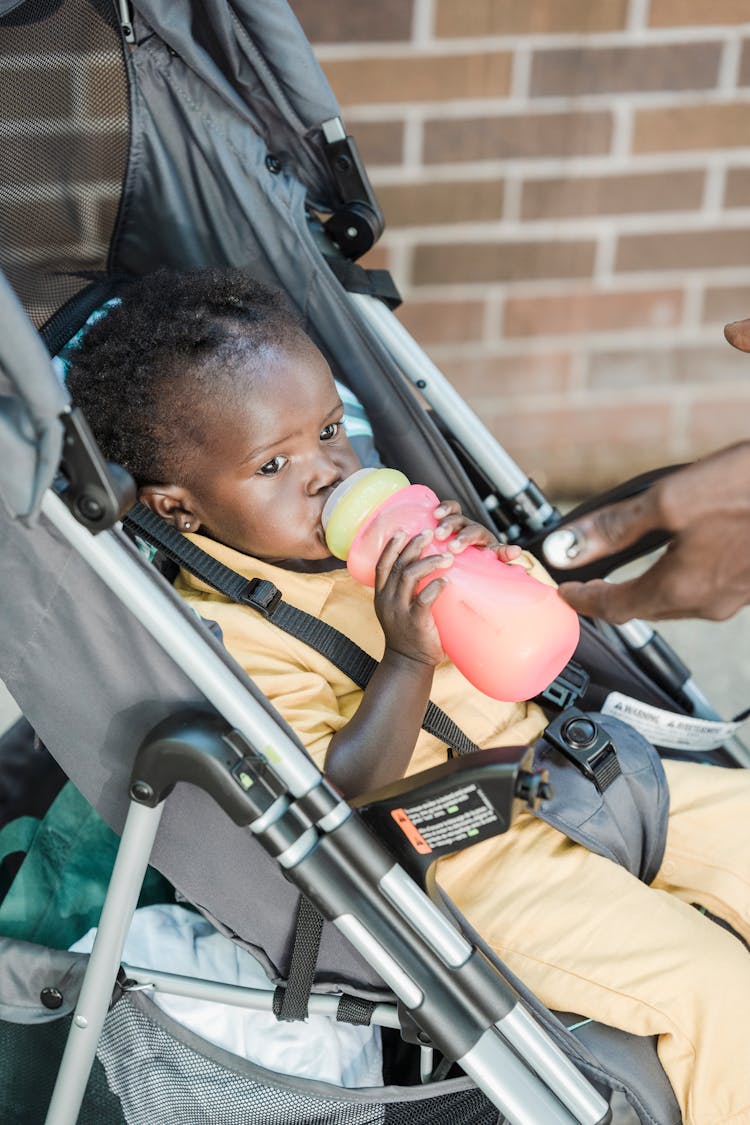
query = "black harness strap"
xmin=124 ymin=504 xmax=481 ymax=757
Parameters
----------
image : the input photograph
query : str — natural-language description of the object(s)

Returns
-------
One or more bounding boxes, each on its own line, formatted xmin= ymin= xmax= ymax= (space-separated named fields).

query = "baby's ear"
xmin=138 ymin=483 xmax=199 ymax=533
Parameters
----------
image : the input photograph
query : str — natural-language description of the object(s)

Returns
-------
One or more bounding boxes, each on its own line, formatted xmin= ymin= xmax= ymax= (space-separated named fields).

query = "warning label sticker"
xmin=391 ymin=783 xmax=499 ymax=854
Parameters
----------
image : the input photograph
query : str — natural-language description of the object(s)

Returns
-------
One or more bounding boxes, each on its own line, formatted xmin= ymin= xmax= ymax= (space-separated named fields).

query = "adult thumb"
xmin=724 ymin=317 xmax=750 ymax=352
xmin=542 ymin=494 xmax=655 ymax=570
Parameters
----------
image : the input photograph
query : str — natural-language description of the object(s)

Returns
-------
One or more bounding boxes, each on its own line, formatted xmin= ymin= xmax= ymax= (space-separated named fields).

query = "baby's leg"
xmin=436 ymin=766 xmax=750 ymax=1125
xmin=655 ymin=758 xmax=750 ymax=946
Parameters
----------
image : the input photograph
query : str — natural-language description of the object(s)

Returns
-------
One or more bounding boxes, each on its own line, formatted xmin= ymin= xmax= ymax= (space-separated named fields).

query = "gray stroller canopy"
xmin=0 ymin=0 xmax=485 ymax=519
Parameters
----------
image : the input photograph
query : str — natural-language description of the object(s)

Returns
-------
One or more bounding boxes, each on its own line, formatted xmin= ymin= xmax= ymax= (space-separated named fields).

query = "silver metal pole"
xmin=44 ymin=801 xmax=164 ymax=1125
xmin=616 ymin=619 xmax=750 ymax=766
xmin=458 ymin=1026 xmax=583 ymax=1125
xmin=120 ymin=966 xmax=401 ymax=1028
xmin=349 ymin=291 xmax=558 ymax=531
xmin=496 ymin=1006 xmax=611 ymax=1125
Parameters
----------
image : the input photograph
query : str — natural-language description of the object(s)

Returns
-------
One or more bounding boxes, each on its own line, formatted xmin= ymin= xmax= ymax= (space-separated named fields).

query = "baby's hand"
xmin=432 ymin=499 xmax=522 ymax=562
xmin=373 ymin=530 xmax=452 ymax=668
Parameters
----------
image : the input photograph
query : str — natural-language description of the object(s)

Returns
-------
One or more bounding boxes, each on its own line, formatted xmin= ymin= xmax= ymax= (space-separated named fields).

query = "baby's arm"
xmin=324 ymin=504 xmax=521 ymax=799
xmin=324 ymin=529 xmax=450 ymax=797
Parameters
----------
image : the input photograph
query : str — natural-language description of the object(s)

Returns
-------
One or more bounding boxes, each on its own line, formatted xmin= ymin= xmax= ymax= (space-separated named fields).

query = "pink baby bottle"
xmin=322 ymin=468 xmax=580 ymax=703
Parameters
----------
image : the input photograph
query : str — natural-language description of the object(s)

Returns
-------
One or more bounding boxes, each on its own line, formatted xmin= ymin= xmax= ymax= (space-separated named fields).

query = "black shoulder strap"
xmin=124 ymin=504 xmax=480 ymax=757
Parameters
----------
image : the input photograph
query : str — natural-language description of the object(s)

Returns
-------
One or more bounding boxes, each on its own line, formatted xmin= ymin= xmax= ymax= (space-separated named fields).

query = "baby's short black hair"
xmin=66 ymin=266 xmax=309 ymax=486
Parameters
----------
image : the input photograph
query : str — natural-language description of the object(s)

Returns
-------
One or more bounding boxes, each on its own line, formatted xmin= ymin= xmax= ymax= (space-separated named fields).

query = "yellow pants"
xmin=437 ymin=759 xmax=750 ymax=1125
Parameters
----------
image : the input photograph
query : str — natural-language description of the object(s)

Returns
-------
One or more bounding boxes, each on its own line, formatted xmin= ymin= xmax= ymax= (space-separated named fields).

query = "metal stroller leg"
xmin=44 ymin=800 xmax=165 ymax=1125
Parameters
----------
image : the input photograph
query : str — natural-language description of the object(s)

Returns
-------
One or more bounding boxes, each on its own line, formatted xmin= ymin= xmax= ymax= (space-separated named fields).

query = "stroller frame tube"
xmin=348 ymin=291 xmax=558 ymax=530
xmin=39 ymin=489 xmax=609 ymax=1125
xmin=44 ymin=800 xmax=165 ymax=1125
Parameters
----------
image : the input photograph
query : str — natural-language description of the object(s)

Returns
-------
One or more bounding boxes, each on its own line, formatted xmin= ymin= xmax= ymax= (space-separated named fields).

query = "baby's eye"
xmin=320 ymin=421 xmax=341 ymax=442
xmin=257 ymin=454 xmax=288 ymax=477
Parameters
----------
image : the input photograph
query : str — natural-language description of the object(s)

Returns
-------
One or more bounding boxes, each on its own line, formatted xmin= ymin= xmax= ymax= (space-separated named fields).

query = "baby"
xmin=67 ymin=266 xmax=750 ymax=1125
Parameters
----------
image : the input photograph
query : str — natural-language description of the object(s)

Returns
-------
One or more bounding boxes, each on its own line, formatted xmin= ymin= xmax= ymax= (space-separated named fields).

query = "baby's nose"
xmin=307 ymin=457 xmax=341 ymax=495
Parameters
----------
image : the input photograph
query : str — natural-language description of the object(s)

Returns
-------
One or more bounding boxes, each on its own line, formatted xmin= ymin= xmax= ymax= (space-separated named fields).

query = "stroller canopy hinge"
xmin=58 ymin=408 xmax=136 ymax=533
xmin=320 ymin=118 xmax=384 ymax=260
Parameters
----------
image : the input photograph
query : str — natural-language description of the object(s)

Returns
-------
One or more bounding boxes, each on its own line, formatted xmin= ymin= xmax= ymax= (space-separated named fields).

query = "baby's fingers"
xmin=415 ymin=575 xmax=450 ymax=607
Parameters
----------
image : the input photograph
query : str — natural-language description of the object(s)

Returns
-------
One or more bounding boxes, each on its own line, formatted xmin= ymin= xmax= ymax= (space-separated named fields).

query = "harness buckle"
xmin=538 ymin=660 xmax=590 ymax=711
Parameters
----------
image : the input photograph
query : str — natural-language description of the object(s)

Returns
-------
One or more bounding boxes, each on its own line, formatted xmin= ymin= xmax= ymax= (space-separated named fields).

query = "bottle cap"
xmin=323 ymin=467 xmax=410 ymax=559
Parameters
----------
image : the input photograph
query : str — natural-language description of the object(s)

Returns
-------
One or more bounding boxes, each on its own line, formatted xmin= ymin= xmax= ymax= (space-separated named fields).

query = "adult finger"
xmin=557 ymin=556 xmax=694 ymax=623
xmin=724 ymin=318 xmax=750 ymax=352
xmin=542 ymin=492 xmax=660 ymax=571
xmin=556 ymin=577 xmax=659 ymax=623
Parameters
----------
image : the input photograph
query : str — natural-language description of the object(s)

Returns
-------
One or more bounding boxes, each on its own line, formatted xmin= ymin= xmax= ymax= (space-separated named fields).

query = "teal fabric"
xmin=0 ymin=782 xmax=172 ymax=949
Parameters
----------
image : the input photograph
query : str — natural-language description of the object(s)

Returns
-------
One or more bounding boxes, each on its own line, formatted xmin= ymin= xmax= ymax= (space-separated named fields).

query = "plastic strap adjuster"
xmin=239 ymin=578 xmax=282 ymax=618
xmin=543 ymin=710 xmax=622 ymax=794
xmin=538 ymin=660 xmax=590 ymax=711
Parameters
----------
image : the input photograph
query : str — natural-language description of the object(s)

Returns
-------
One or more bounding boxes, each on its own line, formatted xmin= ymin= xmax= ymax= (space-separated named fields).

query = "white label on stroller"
xmin=601 ymin=692 xmax=743 ymax=751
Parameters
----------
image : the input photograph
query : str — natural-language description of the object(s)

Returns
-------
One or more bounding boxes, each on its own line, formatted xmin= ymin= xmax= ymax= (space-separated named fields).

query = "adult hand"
xmin=542 ymin=442 xmax=750 ymax=623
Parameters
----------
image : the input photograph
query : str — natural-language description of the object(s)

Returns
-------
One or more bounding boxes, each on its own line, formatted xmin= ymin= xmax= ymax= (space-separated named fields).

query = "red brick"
xmin=290 ymin=0 xmax=414 ymax=42
xmin=356 ymin=243 xmax=393 ymax=274
xmin=423 ymin=111 xmax=612 ymax=163
xmin=530 ymin=43 xmax=721 ymax=98
xmin=520 ymin=170 xmax=704 ymax=220
xmin=349 ymin=121 xmax=404 ymax=166
xmin=739 ymin=40 xmax=750 ymax=86
xmin=395 ymin=299 xmax=486 ymax=345
xmin=688 ymin=390 xmax=750 ymax=452
xmin=634 ymin=103 xmax=750 ymax=153
xmin=376 ymin=180 xmax=504 ymax=227
xmin=435 ymin=0 xmax=627 ymax=36
xmin=616 ymin=228 xmax=750 ymax=272
xmin=504 ymin=289 xmax=683 ymax=338
xmin=322 ymin=52 xmax=511 ymax=107
xmin=651 ymin=0 xmax=750 ymax=26
xmin=587 ymin=344 xmax=750 ymax=389
xmin=703 ymin=285 xmax=750 ymax=325
xmin=724 ymin=167 xmax=750 ymax=208
xmin=412 ymin=239 xmax=596 ymax=285
xmin=438 ymin=352 xmax=573 ymax=397
xmin=484 ymin=400 xmax=674 ymax=495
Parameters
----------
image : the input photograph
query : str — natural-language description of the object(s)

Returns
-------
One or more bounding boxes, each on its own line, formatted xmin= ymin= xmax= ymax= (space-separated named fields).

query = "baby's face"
xmin=183 ymin=342 xmax=361 ymax=560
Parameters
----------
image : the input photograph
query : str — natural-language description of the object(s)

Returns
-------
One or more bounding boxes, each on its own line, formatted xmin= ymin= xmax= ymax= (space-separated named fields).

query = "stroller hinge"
xmin=321 ymin=117 xmax=384 ymax=260
xmin=58 ymin=408 xmax=136 ymax=532
xmin=117 ymin=0 xmax=135 ymax=44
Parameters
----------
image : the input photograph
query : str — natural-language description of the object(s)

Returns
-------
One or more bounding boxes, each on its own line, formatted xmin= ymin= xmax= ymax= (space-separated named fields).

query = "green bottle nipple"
xmin=323 ymin=467 xmax=410 ymax=560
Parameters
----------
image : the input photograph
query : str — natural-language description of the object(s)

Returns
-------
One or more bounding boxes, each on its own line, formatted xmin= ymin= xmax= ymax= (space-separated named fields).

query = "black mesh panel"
xmin=0 ymin=0 xmax=129 ymax=327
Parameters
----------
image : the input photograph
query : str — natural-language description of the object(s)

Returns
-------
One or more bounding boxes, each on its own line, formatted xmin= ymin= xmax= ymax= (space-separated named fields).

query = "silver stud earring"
xmin=184 ymin=522 xmax=191 ymax=530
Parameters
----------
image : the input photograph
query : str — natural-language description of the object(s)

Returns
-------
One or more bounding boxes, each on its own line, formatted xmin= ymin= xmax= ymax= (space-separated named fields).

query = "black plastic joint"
xmin=538 ymin=661 xmax=590 ymax=712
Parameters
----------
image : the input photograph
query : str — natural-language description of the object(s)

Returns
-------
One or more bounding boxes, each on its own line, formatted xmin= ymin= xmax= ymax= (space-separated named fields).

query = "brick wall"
xmin=292 ymin=0 xmax=750 ymax=497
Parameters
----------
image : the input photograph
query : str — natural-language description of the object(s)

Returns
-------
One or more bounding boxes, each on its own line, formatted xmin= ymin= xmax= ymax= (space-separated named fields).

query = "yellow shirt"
xmin=175 ymin=535 xmax=549 ymax=776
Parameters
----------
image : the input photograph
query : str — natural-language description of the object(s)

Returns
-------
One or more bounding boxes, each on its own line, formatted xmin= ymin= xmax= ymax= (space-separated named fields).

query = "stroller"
xmin=0 ymin=2 xmax=747 ymax=1123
